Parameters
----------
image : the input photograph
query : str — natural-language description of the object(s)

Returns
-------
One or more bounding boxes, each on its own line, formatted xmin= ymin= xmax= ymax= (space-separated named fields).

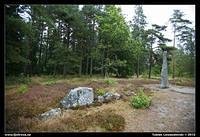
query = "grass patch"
xmin=31 ymin=75 xmax=62 ymax=85
xmin=43 ymin=80 xmax=57 ymax=85
xmin=104 ymin=78 xmax=117 ymax=85
xmin=96 ymin=88 xmax=106 ymax=96
xmin=169 ymin=77 xmax=195 ymax=87
xmin=17 ymin=84 xmax=28 ymax=94
xmin=96 ymin=110 xmax=125 ymax=131
xmin=6 ymin=75 xmax=31 ymax=86
xmin=32 ymin=109 xmax=125 ymax=132
xmin=38 ymin=75 xmax=93 ymax=85
xmin=130 ymin=88 xmax=151 ymax=109
xmin=5 ymin=85 xmax=18 ymax=91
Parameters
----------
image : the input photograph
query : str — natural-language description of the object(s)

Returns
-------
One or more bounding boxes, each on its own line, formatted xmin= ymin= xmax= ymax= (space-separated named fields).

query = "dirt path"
xmin=143 ymin=84 xmax=195 ymax=94
xmin=121 ymin=84 xmax=195 ymax=132
xmin=83 ymin=84 xmax=195 ymax=132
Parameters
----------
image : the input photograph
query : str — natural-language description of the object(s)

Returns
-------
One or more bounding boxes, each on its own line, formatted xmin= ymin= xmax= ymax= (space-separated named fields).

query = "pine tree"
xmin=169 ymin=9 xmax=192 ymax=79
xmin=131 ymin=5 xmax=147 ymax=78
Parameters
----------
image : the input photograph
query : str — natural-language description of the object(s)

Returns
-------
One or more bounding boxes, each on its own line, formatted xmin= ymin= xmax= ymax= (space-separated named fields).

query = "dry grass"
xmin=5 ymin=84 xmax=66 ymax=132
xmin=169 ymin=78 xmax=194 ymax=87
xmin=7 ymin=76 xmax=191 ymax=132
xmin=5 ymin=77 xmax=158 ymax=132
xmin=31 ymin=108 xmax=125 ymax=132
xmin=5 ymin=77 xmax=121 ymax=132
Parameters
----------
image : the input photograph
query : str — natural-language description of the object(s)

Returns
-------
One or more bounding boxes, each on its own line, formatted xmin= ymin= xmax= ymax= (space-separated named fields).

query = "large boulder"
xmin=39 ymin=108 xmax=61 ymax=120
xmin=60 ymin=87 xmax=94 ymax=109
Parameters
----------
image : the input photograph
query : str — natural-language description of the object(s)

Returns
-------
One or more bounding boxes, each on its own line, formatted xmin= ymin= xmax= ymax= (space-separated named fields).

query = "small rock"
xmin=124 ymin=91 xmax=132 ymax=96
xmin=113 ymin=93 xmax=121 ymax=100
xmin=39 ymin=108 xmax=61 ymax=121
xmin=97 ymin=96 xmax=104 ymax=103
xmin=103 ymin=92 xmax=114 ymax=102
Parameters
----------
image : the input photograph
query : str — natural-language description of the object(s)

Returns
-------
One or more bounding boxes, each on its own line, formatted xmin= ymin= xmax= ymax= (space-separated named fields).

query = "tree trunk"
xmin=104 ymin=46 xmax=109 ymax=78
xmin=172 ymin=54 xmax=175 ymax=79
xmin=79 ymin=43 xmax=83 ymax=76
xmin=148 ymin=63 xmax=152 ymax=79
xmin=137 ymin=53 xmax=139 ymax=78
xmin=63 ymin=64 xmax=66 ymax=77
xmin=38 ymin=24 xmax=43 ymax=75
xmin=79 ymin=58 xmax=82 ymax=76
xmin=79 ymin=61 xmax=82 ymax=76
xmin=67 ymin=24 xmax=70 ymax=48
xmin=90 ymin=19 xmax=95 ymax=77
xmin=86 ymin=56 xmax=89 ymax=75
xmin=38 ymin=45 xmax=42 ymax=74
xmin=90 ymin=57 xmax=93 ymax=77
xmin=148 ymin=46 xmax=152 ymax=79
xmin=23 ymin=64 xmax=27 ymax=76
xmin=53 ymin=65 xmax=57 ymax=76
xmin=44 ymin=30 xmax=49 ymax=73
xmin=172 ymin=29 xmax=176 ymax=79
xmin=44 ymin=45 xmax=48 ymax=73
xmin=101 ymin=48 xmax=105 ymax=76
xmin=104 ymin=68 xmax=108 ymax=78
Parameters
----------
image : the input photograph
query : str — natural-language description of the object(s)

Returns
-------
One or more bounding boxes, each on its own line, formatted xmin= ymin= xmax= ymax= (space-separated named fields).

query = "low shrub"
xmin=131 ymin=89 xmax=151 ymax=109
xmin=17 ymin=84 xmax=28 ymax=94
xmin=6 ymin=74 xmax=31 ymax=85
xmin=96 ymin=88 xmax=106 ymax=96
xmin=104 ymin=79 xmax=117 ymax=85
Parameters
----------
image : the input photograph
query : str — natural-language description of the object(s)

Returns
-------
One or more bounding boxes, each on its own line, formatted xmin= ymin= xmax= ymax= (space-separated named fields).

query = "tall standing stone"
xmin=160 ymin=51 xmax=169 ymax=88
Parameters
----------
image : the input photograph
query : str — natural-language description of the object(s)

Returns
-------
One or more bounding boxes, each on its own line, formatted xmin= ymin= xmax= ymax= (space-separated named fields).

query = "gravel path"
xmin=143 ymin=84 xmax=195 ymax=94
xmin=81 ymin=83 xmax=195 ymax=132
xmin=94 ymin=84 xmax=195 ymax=132
xmin=93 ymin=84 xmax=196 ymax=132
xmin=129 ymin=84 xmax=196 ymax=132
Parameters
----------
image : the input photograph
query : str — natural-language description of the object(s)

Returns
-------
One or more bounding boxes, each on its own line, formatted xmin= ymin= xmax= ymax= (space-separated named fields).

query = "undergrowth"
xmin=96 ymin=88 xmax=106 ymax=96
xmin=104 ymin=79 xmax=117 ymax=85
xmin=31 ymin=109 xmax=125 ymax=132
xmin=17 ymin=84 xmax=28 ymax=94
xmin=6 ymin=74 xmax=31 ymax=86
xmin=131 ymin=88 xmax=151 ymax=109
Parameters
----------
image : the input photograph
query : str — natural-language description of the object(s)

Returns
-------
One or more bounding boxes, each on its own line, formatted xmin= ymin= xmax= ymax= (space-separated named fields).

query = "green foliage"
xmin=6 ymin=74 xmax=31 ymax=85
xmin=131 ymin=89 xmax=151 ymax=109
xmin=41 ymin=76 xmax=60 ymax=85
xmin=17 ymin=84 xmax=28 ymax=94
xmin=43 ymin=80 xmax=56 ymax=85
xmin=151 ymin=64 xmax=162 ymax=77
xmin=169 ymin=9 xmax=194 ymax=78
xmin=96 ymin=5 xmax=133 ymax=77
xmin=96 ymin=88 xmax=106 ymax=96
xmin=104 ymin=79 xmax=117 ymax=85
xmin=6 ymin=5 xmax=32 ymax=75
xmin=130 ymin=6 xmax=149 ymax=78
xmin=171 ymin=49 xmax=195 ymax=77
xmin=5 ymin=5 xmax=195 ymax=80
xmin=160 ymin=45 xmax=176 ymax=52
